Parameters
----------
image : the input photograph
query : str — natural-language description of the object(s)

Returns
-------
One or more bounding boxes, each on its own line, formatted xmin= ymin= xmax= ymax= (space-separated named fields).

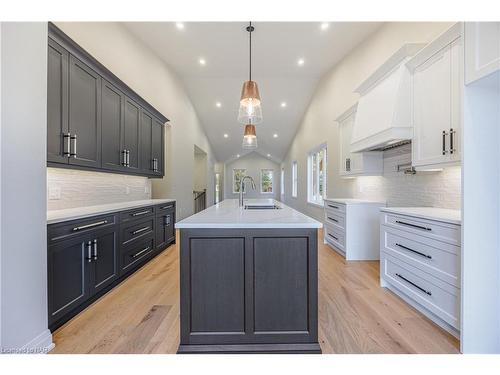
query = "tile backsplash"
xmin=352 ymin=143 xmax=461 ymax=210
xmin=47 ymin=168 xmax=152 ymax=210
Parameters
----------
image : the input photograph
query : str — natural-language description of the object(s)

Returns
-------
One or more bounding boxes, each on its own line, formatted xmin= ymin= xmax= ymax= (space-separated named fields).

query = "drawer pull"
xmin=395 ymin=273 xmax=432 ymax=296
xmin=161 ymin=205 xmax=173 ymax=210
xmin=132 ymin=226 xmax=150 ymax=235
xmin=72 ymin=220 xmax=108 ymax=232
xmin=327 ymin=216 xmax=338 ymax=223
xmin=131 ymin=246 xmax=150 ymax=259
xmin=132 ymin=210 xmax=150 ymax=217
xmin=327 ymin=204 xmax=339 ymax=209
xmin=328 ymin=233 xmax=338 ymax=241
xmin=395 ymin=220 xmax=431 ymax=231
xmin=396 ymin=243 xmax=432 ymax=259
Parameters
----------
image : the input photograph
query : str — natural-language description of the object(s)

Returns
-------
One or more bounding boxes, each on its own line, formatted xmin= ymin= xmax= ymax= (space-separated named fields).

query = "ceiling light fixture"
xmin=238 ymin=22 xmax=263 ymax=125
xmin=267 ymin=154 xmax=271 ymax=158
xmin=320 ymin=22 xmax=329 ymax=31
xmin=237 ymin=154 xmax=240 ymax=158
xmin=242 ymin=124 xmax=258 ymax=149
xmin=273 ymin=133 xmax=278 ymax=138
xmin=216 ymin=101 xmax=222 ymax=108
xmin=280 ymin=102 xmax=287 ymax=108
xmin=176 ymin=22 xmax=185 ymax=30
xmin=199 ymin=58 xmax=206 ymax=66
xmin=297 ymin=58 xmax=305 ymax=66
xmin=223 ymin=133 xmax=228 ymax=138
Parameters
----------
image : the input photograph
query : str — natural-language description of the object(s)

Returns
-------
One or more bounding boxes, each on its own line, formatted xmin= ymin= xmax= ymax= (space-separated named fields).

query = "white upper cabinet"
xmin=465 ymin=22 xmax=500 ymax=85
xmin=407 ymin=23 xmax=463 ymax=169
xmin=337 ymin=104 xmax=383 ymax=178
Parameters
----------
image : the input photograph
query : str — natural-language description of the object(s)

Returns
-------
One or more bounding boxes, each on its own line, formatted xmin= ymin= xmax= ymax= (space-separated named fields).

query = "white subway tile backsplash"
xmin=47 ymin=168 xmax=152 ymax=210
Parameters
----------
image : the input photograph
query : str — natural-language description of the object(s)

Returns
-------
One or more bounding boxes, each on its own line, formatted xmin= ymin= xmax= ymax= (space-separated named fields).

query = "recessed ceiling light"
xmin=216 ymin=101 xmax=222 ymax=108
xmin=267 ymin=154 xmax=271 ymax=157
xmin=280 ymin=102 xmax=287 ymax=108
xmin=236 ymin=154 xmax=240 ymax=158
xmin=320 ymin=23 xmax=329 ymax=31
xmin=297 ymin=58 xmax=305 ymax=66
xmin=223 ymin=133 xmax=228 ymax=138
xmin=273 ymin=133 xmax=278 ymax=138
xmin=176 ymin=22 xmax=185 ymax=30
xmin=199 ymin=58 xmax=206 ymax=66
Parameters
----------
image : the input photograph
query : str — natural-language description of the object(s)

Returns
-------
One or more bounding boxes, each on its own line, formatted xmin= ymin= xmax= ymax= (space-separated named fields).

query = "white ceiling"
xmin=124 ymin=22 xmax=383 ymax=163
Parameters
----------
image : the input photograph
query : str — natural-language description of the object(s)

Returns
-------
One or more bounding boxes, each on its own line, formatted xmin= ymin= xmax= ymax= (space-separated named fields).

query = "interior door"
xmin=412 ymin=44 xmax=452 ymax=167
xmin=101 ymin=80 xmax=125 ymax=172
xmin=47 ymin=38 xmax=69 ymax=164
xmin=140 ymin=110 xmax=153 ymax=175
xmin=68 ymin=55 xmax=102 ymax=168
xmin=123 ymin=97 xmax=141 ymax=172
xmin=89 ymin=227 xmax=118 ymax=295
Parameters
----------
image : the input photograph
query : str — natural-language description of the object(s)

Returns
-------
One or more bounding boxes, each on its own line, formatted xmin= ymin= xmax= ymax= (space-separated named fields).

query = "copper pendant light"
xmin=238 ymin=22 xmax=263 ymax=125
xmin=242 ymin=124 xmax=258 ymax=149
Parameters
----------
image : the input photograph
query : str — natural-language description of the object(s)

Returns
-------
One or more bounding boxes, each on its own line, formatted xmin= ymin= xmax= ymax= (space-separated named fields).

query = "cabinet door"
xmin=412 ymin=44 xmax=452 ymax=167
xmin=47 ymin=39 xmax=69 ymax=164
xmin=101 ymin=80 xmax=125 ymax=172
xmin=89 ymin=227 xmax=119 ymax=295
xmin=465 ymin=22 xmax=500 ymax=84
xmin=123 ymin=97 xmax=141 ymax=172
xmin=155 ymin=211 xmax=175 ymax=253
xmin=48 ymin=235 xmax=90 ymax=325
xmin=449 ymin=39 xmax=462 ymax=163
xmin=140 ymin=110 xmax=153 ymax=174
xmin=338 ymin=114 xmax=353 ymax=176
xmin=152 ymin=117 xmax=164 ymax=176
xmin=68 ymin=55 xmax=102 ymax=168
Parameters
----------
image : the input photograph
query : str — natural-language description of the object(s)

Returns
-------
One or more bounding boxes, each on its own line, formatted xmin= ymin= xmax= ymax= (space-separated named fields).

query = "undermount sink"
xmin=244 ymin=204 xmax=282 ymax=210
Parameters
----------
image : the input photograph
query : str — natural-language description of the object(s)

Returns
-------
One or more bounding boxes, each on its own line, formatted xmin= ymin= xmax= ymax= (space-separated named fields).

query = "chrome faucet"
xmin=239 ymin=175 xmax=256 ymax=207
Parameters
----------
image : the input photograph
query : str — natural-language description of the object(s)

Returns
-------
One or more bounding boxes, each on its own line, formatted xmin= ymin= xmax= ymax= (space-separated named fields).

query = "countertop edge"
xmin=380 ymin=207 xmax=461 ymax=225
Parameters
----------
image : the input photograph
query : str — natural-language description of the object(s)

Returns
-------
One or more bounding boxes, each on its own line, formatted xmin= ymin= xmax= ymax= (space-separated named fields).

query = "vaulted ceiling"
xmin=124 ymin=22 xmax=383 ymax=163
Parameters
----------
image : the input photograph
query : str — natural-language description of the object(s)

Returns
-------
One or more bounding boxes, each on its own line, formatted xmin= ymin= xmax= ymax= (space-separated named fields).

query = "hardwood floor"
xmin=50 ymin=230 xmax=460 ymax=354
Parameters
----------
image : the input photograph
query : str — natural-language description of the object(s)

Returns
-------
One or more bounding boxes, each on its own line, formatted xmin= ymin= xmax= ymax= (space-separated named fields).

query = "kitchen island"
xmin=175 ymin=199 xmax=322 ymax=353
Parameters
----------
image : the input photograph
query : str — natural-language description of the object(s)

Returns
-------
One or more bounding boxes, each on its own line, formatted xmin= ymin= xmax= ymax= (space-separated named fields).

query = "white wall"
xmin=54 ymin=22 xmax=216 ymax=221
xmin=47 ymin=168 xmax=151 ymax=210
xmin=224 ymin=152 xmax=281 ymax=200
xmin=281 ymin=22 xmax=458 ymax=222
xmin=0 ymin=22 xmax=53 ymax=352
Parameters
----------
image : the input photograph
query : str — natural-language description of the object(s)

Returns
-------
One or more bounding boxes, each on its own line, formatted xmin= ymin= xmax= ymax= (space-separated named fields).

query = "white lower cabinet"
xmin=380 ymin=207 xmax=461 ymax=337
xmin=324 ymin=198 xmax=386 ymax=260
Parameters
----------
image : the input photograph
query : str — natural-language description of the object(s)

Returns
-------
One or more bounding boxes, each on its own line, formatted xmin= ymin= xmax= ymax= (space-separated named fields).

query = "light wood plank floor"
xmin=51 ymin=230 xmax=460 ymax=354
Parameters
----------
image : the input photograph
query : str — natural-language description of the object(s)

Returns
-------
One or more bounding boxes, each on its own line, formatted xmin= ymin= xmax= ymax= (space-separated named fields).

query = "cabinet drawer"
xmin=120 ymin=237 xmax=154 ymax=274
xmin=120 ymin=206 xmax=154 ymax=223
xmin=324 ymin=201 xmax=346 ymax=215
xmin=382 ymin=212 xmax=460 ymax=245
xmin=324 ymin=224 xmax=345 ymax=252
xmin=381 ymin=226 xmax=460 ymax=287
xmin=120 ymin=216 xmax=155 ymax=245
xmin=48 ymin=214 xmax=117 ymax=243
xmin=324 ymin=210 xmax=345 ymax=229
xmin=155 ymin=202 xmax=175 ymax=216
xmin=381 ymin=253 xmax=460 ymax=329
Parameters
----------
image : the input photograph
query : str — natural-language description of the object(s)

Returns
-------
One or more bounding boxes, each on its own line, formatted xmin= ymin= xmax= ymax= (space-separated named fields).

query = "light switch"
xmin=48 ymin=186 xmax=61 ymax=200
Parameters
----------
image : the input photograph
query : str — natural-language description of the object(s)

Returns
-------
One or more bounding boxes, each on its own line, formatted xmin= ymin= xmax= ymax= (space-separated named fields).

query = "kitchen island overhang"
xmin=175 ymin=199 xmax=322 ymax=354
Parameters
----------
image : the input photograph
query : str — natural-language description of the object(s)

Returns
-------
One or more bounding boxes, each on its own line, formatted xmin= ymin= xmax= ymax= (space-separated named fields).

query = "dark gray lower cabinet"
xmin=155 ymin=208 xmax=175 ymax=254
xmin=48 ymin=202 xmax=175 ymax=331
xmin=178 ymin=228 xmax=321 ymax=354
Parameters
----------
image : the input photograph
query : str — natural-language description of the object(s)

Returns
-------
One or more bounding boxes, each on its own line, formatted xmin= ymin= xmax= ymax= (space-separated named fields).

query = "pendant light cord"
xmin=249 ymin=21 xmax=252 ymax=82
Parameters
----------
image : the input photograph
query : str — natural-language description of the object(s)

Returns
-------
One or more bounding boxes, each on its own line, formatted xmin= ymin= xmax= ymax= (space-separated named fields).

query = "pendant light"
xmin=242 ymin=124 xmax=258 ymax=149
xmin=238 ymin=22 xmax=263 ymax=125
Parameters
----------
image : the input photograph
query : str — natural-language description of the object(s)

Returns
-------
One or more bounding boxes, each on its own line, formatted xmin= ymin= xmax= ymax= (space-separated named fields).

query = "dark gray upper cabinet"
xmin=68 ymin=55 xmax=102 ymax=168
xmin=47 ymin=23 xmax=168 ymax=178
xmin=47 ymin=39 xmax=69 ymax=163
xmin=101 ymin=80 xmax=125 ymax=172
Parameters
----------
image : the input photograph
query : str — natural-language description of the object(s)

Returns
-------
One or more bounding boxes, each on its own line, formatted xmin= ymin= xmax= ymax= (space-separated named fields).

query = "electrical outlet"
xmin=125 ymin=186 xmax=130 ymax=195
xmin=48 ymin=186 xmax=61 ymax=200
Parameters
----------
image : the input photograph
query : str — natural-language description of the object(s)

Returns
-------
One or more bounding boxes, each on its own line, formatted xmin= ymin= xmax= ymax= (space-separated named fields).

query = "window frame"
xmin=291 ymin=161 xmax=298 ymax=198
xmin=232 ymin=168 xmax=247 ymax=194
xmin=280 ymin=167 xmax=285 ymax=196
xmin=260 ymin=169 xmax=274 ymax=194
xmin=307 ymin=143 xmax=327 ymax=207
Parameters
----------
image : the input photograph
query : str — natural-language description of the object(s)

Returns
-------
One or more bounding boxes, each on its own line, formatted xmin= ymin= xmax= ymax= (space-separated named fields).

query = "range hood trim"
xmin=350 ymin=127 xmax=414 ymax=153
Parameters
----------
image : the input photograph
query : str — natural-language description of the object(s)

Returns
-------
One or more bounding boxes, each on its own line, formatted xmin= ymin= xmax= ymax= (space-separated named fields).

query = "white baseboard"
xmin=20 ymin=329 xmax=54 ymax=354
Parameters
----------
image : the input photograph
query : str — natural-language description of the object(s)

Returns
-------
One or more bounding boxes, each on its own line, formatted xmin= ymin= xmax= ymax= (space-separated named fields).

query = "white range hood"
xmin=350 ymin=43 xmax=426 ymax=153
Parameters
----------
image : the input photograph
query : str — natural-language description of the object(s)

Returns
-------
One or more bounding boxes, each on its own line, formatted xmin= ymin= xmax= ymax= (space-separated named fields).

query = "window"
xmin=233 ymin=169 xmax=246 ymax=193
xmin=280 ymin=168 xmax=285 ymax=196
xmin=307 ymin=144 xmax=327 ymax=206
xmin=292 ymin=161 xmax=298 ymax=198
xmin=261 ymin=169 xmax=274 ymax=193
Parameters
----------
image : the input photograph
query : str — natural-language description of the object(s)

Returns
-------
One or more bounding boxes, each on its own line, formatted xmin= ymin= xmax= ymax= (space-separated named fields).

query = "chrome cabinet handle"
xmin=132 ymin=226 xmax=150 ymax=235
xmin=328 ymin=233 xmax=338 ymax=241
xmin=327 ymin=216 xmax=338 ymax=223
xmin=395 ymin=220 xmax=431 ymax=231
xmin=86 ymin=241 xmax=93 ymax=262
xmin=70 ymin=134 xmax=77 ymax=158
xmin=165 ymin=215 xmax=171 ymax=226
xmin=72 ymin=220 xmax=108 ymax=232
xmin=327 ymin=204 xmax=339 ymax=209
xmin=122 ymin=150 xmax=128 ymax=166
xmin=450 ymin=128 xmax=456 ymax=154
xmin=161 ymin=204 xmax=173 ymax=210
xmin=395 ymin=243 xmax=432 ymax=259
xmin=131 ymin=210 xmax=150 ymax=217
xmin=63 ymin=133 xmax=71 ymax=157
xmin=92 ymin=239 xmax=98 ymax=260
xmin=395 ymin=273 xmax=432 ymax=296
xmin=131 ymin=246 xmax=150 ymax=259
xmin=126 ymin=150 xmax=130 ymax=167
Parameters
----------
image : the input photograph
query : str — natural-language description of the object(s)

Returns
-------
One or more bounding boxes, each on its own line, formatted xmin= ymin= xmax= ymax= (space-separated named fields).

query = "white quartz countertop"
xmin=176 ymin=199 xmax=322 ymax=229
xmin=47 ymin=199 xmax=175 ymax=225
xmin=325 ymin=197 xmax=386 ymax=205
xmin=381 ymin=206 xmax=461 ymax=225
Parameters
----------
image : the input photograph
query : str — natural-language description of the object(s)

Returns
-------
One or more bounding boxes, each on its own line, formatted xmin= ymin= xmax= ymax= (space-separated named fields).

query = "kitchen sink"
xmin=244 ymin=204 xmax=282 ymax=210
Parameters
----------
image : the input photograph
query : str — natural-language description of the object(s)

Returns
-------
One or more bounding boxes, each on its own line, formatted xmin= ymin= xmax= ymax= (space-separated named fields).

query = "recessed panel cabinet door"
xmin=47 ymin=39 xmax=69 ymax=164
xmin=48 ymin=235 xmax=90 ymax=325
xmin=101 ymin=80 xmax=124 ymax=172
xmin=89 ymin=228 xmax=118 ymax=295
xmin=140 ymin=110 xmax=153 ymax=174
xmin=68 ymin=55 xmax=102 ymax=168
xmin=123 ymin=98 xmax=141 ymax=171
xmin=152 ymin=118 xmax=164 ymax=176
xmin=155 ymin=211 xmax=175 ymax=253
